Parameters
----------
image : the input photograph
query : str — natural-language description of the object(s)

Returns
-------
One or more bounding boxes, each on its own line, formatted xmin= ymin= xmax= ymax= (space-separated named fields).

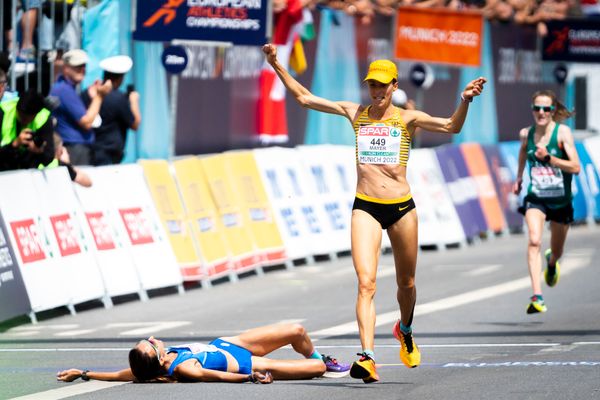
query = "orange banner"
xmin=394 ymin=7 xmax=483 ymax=67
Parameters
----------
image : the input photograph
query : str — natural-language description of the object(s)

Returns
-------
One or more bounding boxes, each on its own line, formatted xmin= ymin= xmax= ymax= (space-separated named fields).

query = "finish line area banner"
xmin=133 ymin=0 xmax=272 ymax=45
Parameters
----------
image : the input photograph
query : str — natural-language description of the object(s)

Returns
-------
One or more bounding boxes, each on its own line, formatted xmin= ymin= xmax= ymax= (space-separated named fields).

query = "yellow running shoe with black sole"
xmin=349 ymin=352 xmax=379 ymax=383
xmin=544 ymin=249 xmax=560 ymax=287
xmin=393 ymin=320 xmax=421 ymax=368
xmin=526 ymin=295 xmax=547 ymax=314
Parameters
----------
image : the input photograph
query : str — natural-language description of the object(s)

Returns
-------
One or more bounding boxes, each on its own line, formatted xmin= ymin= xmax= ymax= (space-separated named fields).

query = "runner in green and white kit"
xmin=514 ymin=90 xmax=580 ymax=314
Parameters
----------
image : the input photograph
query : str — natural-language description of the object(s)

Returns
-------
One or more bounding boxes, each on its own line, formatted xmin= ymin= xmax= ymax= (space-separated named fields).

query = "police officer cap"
xmin=99 ymin=55 xmax=133 ymax=74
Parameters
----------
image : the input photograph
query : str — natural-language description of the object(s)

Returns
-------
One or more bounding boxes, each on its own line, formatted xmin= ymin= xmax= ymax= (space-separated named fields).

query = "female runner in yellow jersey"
xmin=262 ymin=43 xmax=486 ymax=383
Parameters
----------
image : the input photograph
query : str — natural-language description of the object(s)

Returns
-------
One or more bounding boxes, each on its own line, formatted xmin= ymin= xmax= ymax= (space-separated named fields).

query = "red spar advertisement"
xmin=10 ymin=219 xmax=46 ymax=263
xmin=50 ymin=214 xmax=82 ymax=257
xmin=119 ymin=208 xmax=154 ymax=245
xmin=394 ymin=7 xmax=483 ymax=66
xmin=85 ymin=212 xmax=116 ymax=251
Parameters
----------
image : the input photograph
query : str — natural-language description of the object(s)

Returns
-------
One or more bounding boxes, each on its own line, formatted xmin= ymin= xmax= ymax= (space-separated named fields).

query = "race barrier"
xmin=224 ymin=151 xmax=289 ymax=268
xmin=408 ymin=149 xmax=466 ymax=249
xmin=2 ymin=139 xmax=600 ymax=324
xmin=199 ymin=154 xmax=264 ymax=274
xmin=139 ymin=160 xmax=206 ymax=281
xmin=171 ymin=157 xmax=234 ymax=283
xmin=84 ymin=165 xmax=184 ymax=294
xmin=296 ymin=145 xmax=353 ymax=257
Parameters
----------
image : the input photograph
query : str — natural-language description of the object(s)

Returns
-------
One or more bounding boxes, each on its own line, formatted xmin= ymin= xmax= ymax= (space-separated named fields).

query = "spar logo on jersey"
xmin=359 ymin=126 xmax=390 ymax=137
xmin=359 ymin=125 xmax=400 ymax=138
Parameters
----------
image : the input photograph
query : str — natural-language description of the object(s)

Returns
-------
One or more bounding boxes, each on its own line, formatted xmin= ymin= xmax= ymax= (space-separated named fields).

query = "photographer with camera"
xmin=0 ymin=90 xmax=54 ymax=171
xmin=81 ymin=55 xmax=141 ymax=166
xmin=50 ymin=49 xmax=113 ymax=166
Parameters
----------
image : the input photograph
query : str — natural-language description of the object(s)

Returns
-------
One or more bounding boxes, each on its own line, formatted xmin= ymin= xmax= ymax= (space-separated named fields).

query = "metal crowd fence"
xmin=0 ymin=0 xmax=100 ymax=95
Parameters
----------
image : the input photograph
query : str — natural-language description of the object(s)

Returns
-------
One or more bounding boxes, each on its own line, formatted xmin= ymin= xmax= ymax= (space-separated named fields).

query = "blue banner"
xmin=482 ymin=145 xmax=523 ymax=232
xmin=133 ymin=0 xmax=271 ymax=46
xmin=435 ymin=145 xmax=483 ymax=240
xmin=575 ymin=142 xmax=600 ymax=222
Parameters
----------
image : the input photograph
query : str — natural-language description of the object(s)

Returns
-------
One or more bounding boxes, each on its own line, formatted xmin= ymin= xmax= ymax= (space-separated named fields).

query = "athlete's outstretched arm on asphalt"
xmin=57 ymin=368 xmax=135 ymax=382
xmin=262 ymin=43 xmax=360 ymax=122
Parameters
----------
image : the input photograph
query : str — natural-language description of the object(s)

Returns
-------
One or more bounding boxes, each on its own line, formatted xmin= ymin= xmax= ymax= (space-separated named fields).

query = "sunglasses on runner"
xmin=531 ymin=105 xmax=554 ymax=113
xmin=141 ymin=338 xmax=161 ymax=362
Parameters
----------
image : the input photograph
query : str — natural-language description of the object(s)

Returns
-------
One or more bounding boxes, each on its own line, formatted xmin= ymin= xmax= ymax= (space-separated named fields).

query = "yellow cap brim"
xmin=363 ymin=71 xmax=394 ymax=84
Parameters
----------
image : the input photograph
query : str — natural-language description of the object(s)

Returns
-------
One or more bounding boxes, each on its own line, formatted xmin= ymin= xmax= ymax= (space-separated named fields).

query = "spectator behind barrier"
xmin=40 ymin=132 xmax=92 ymax=187
xmin=0 ymin=89 xmax=54 ymax=171
xmin=50 ymin=49 xmax=112 ymax=166
xmin=81 ymin=55 xmax=141 ymax=166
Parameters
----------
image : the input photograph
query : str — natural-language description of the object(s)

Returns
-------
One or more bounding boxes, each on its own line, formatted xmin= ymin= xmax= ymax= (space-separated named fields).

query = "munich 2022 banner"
xmin=134 ymin=0 xmax=271 ymax=46
xmin=542 ymin=19 xmax=600 ymax=63
xmin=394 ymin=7 xmax=483 ymax=67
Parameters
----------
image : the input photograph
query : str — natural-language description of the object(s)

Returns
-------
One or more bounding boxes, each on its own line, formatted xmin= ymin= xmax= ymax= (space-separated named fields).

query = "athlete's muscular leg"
xmin=525 ymin=208 xmax=546 ymax=294
xmin=387 ymin=209 xmax=418 ymax=327
xmin=548 ymin=221 xmax=569 ymax=265
xmin=251 ymin=357 xmax=326 ymax=379
xmin=351 ymin=210 xmax=383 ymax=352
xmin=224 ymin=323 xmax=315 ymax=358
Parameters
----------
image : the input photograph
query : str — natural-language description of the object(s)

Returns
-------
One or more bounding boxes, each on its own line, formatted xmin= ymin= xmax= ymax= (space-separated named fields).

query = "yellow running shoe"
xmin=544 ymin=249 xmax=560 ymax=287
xmin=349 ymin=352 xmax=379 ymax=383
xmin=526 ymin=295 xmax=547 ymax=314
xmin=393 ymin=320 xmax=421 ymax=368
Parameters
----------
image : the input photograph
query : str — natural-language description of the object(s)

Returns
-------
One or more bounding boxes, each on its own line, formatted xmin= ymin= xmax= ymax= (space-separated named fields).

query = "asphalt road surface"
xmin=1 ymin=225 xmax=599 ymax=400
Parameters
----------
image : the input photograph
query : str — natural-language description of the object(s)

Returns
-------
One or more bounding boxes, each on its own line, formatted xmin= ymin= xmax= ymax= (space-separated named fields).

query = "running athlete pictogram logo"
xmin=144 ymin=0 xmax=185 ymax=27
xmin=545 ymin=27 xmax=569 ymax=56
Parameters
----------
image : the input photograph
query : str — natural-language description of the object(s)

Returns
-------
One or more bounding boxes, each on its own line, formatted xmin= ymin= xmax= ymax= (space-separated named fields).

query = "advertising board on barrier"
xmin=226 ymin=151 xmax=287 ymax=265
xmin=36 ymin=169 xmax=107 ymax=307
xmin=134 ymin=0 xmax=272 ymax=46
xmin=92 ymin=165 xmax=183 ymax=291
xmin=435 ymin=145 xmax=486 ymax=240
xmin=460 ymin=144 xmax=507 ymax=234
xmin=199 ymin=154 xmax=262 ymax=272
xmin=575 ymin=142 xmax=600 ymax=222
xmin=394 ymin=7 xmax=483 ymax=66
xmin=0 ymin=170 xmax=72 ymax=313
xmin=139 ymin=160 xmax=204 ymax=280
xmin=171 ymin=157 xmax=233 ymax=280
xmin=482 ymin=145 xmax=523 ymax=231
xmin=0 ymin=211 xmax=31 ymax=322
xmin=543 ymin=19 xmax=600 ymax=63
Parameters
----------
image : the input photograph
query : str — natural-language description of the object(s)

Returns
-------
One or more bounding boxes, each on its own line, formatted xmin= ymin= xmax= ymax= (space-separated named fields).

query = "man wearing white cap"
xmin=81 ymin=55 xmax=141 ymax=165
xmin=50 ymin=49 xmax=113 ymax=165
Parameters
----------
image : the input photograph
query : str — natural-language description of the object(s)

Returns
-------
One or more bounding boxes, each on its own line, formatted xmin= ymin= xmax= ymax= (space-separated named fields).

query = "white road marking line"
xmin=0 ymin=342 xmax=571 ymax=352
xmin=106 ymin=321 xmax=192 ymax=336
xmin=8 ymin=381 xmax=129 ymax=400
xmin=54 ymin=330 xmax=96 ymax=337
xmin=573 ymin=342 xmax=600 ymax=345
xmin=464 ymin=264 xmax=502 ymax=277
xmin=310 ymin=254 xmax=589 ymax=338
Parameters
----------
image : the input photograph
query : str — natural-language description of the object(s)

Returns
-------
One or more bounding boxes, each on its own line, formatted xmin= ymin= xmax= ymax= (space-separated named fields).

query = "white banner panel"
xmin=408 ymin=149 xmax=466 ymax=247
xmin=253 ymin=147 xmax=315 ymax=261
xmin=584 ymin=136 xmax=600 ymax=176
xmin=74 ymin=168 xmax=144 ymax=297
xmin=296 ymin=145 xmax=351 ymax=254
xmin=90 ymin=165 xmax=183 ymax=291
xmin=35 ymin=168 xmax=107 ymax=305
xmin=0 ymin=170 xmax=71 ymax=312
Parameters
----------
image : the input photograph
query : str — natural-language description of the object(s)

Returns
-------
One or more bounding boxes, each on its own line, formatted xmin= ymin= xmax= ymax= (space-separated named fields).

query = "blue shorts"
xmin=209 ymin=338 xmax=253 ymax=374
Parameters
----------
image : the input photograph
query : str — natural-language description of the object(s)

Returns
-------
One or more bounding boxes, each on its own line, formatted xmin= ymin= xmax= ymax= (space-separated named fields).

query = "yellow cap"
xmin=364 ymin=60 xmax=397 ymax=84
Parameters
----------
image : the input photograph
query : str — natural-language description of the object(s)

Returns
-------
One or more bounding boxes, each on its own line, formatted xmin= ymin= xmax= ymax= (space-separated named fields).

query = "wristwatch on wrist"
xmin=248 ymin=373 xmax=257 ymax=383
xmin=543 ymin=154 xmax=551 ymax=163
xmin=461 ymin=93 xmax=473 ymax=103
xmin=81 ymin=370 xmax=90 ymax=381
